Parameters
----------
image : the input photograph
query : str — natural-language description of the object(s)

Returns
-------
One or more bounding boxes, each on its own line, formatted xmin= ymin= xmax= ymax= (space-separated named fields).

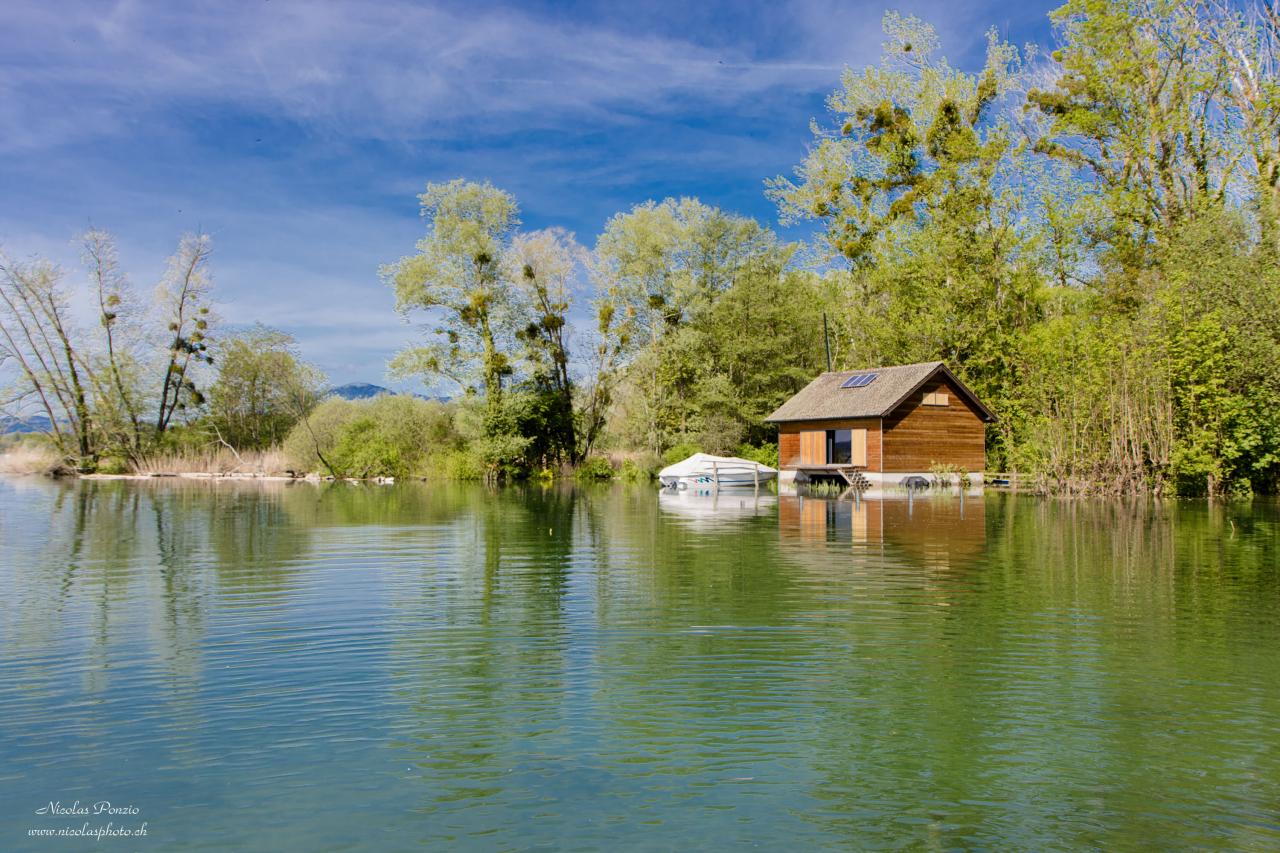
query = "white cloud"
xmin=0 ymin=0 xmax=1051 ymax=384
xmin=0 ymin=0 xmax=860 ymax=151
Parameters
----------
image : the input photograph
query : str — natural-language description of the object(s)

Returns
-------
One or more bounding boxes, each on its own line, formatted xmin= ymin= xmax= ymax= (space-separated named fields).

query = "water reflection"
xmin=658 ymin=487 xmax=777 ymax=530
xmin=779 ymin=492 xmax=987 ymax=569
xmin=0 ymin=479 xmax=1278 ymax=850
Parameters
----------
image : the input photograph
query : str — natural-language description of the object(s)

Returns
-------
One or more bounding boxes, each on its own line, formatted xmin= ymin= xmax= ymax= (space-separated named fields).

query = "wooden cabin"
xmin=765 ymin=361 xmax=996 ymax=486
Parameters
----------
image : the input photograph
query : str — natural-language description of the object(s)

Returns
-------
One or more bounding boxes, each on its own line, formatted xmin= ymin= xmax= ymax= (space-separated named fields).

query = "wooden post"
xmin=712 ymin=460 xmax=719 ymax=492
xmin=753 ymin=463 xmax=759 ymax=492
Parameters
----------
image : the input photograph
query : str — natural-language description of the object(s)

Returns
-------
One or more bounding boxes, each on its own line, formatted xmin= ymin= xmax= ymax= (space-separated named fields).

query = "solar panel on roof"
xmin=840 ymin=373 xmax=878 ymax=389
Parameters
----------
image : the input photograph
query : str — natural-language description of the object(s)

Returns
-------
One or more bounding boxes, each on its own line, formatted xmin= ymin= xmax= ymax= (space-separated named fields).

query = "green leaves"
xmin=768 ymin=14 xmax=1023 ymax=269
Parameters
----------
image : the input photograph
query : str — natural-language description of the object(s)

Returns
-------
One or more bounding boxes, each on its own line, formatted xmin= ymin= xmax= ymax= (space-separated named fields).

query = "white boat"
xmin=658 ymin=453 xmax=777 ymax=490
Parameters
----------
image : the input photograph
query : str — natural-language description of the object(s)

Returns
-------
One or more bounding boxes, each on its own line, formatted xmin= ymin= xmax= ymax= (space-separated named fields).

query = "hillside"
xmin=328 ymin=383 xmax=393 ymax=400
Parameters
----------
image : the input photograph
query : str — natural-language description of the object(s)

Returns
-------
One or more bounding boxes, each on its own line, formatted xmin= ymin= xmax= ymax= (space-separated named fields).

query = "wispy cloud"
xmin=0 ymin=0 xmax=862 ymax=151
xmin=0 ymin=0 xmax=1058 ymax=386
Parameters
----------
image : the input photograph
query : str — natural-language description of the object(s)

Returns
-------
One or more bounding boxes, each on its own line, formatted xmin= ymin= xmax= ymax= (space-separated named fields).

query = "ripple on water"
xmin=0 ymin=480 xmax=1278 ymax=850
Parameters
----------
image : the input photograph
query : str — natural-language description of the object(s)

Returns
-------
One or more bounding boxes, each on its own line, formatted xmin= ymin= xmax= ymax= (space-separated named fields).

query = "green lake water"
xmin=1 ymin=478 xmax=1278 ymax=851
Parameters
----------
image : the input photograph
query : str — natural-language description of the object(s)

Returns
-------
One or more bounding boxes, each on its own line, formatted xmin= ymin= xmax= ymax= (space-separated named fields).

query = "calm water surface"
xmin=1 ymin=478 xmax=1278 ymax=851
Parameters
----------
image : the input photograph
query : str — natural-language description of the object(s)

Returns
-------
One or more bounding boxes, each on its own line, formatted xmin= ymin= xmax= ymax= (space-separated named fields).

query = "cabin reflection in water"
xmin=778 ymin=493 xmax=986 ymax=566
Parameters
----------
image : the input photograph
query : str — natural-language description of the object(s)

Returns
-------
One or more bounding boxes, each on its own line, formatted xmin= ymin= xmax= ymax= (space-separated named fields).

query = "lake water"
xmin=1 ymin=478 xmax=1278 ymax=851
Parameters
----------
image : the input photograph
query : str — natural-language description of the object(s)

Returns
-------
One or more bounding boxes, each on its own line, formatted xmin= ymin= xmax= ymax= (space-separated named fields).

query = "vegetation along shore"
xmin=4 ymin=4 xmax=1280 ymax=497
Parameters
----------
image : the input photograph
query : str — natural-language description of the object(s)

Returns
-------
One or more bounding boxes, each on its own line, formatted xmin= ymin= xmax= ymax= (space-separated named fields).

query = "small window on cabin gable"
xmin=923 ymin=390 xmax=949 ymax=407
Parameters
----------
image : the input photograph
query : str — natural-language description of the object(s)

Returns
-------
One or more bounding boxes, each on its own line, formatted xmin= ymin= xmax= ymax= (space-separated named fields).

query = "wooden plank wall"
xmin=799 ymin=430 xmax=824 ymax=465
xmin=777 ymin=418 xmax=882 ymax=470
xmin=881 ymin=376 xmax=986 ymax=472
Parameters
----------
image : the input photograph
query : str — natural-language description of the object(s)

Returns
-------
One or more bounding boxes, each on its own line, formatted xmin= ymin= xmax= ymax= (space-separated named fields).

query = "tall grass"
xmin=130 ymin=447 xmax=290 ymax=476
xmin=0 ymin=443 xmax=60 ymax=475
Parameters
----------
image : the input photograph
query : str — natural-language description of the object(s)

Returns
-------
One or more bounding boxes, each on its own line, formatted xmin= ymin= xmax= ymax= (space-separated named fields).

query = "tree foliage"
xmin=0 ymin=230 xmax=232 ymax=470
xmin=208 ymin=326 xmax=325 ymax=450
xmin=385 ymin=180 xmax=584 ymax=469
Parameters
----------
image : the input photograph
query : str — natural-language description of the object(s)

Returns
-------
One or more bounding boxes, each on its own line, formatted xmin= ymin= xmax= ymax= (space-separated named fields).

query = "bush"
xmin=929 ymin=462 xmax=972 ymax=489
xmin=96 ymin=456 xmax=130 ymax=475
xmin=282 ymin=397 xmax=357 ymax=473
xmin=330 ymin=417 xmax=406 ymax=478
xmin=619 ymin=457 xmax=658 ymax=482
xmin=697 ymin=412 xmax=746 ymax=455
xmin=471 ymin=432 xmax=534 ymax=480
xmin=735 ymin=442 xmax=777 ymax=468
xmin=283 ymin=395 xmax=459 ymax=477
xmin=574 ymin=456 xmax=615 ymax=482
xmin=423 ymin=447 xmax=485 ymax=481
xmin=662 ymin=441 xmax=701 ymax=466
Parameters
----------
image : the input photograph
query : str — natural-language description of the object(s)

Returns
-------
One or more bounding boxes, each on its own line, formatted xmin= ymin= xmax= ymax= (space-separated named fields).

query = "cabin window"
xmin=824 ymin=428 xmax=867 ymax=466
xmin=923 ymin=391 xmax=949 ymax=407
xmin=827 ymin=429 xmax=852 ymax=465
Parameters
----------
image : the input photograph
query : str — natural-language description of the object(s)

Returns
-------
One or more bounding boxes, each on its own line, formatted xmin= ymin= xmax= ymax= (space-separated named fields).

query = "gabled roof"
xmin=764 ymin=361 xmax=997 ymax=423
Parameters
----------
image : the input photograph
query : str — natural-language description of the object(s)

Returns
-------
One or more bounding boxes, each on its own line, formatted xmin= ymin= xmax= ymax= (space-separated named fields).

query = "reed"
xmin=131 ymin=446 xmax=290 ymax=476
xmin=0 ymin=443 xmax=61 ymax=474
xmin=798 ymin=480 xmax=846 ymax=497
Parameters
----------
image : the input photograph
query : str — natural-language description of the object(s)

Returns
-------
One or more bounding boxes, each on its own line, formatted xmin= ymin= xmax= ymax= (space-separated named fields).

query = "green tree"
xmin=591 ymin=198 xmax=782 ymax=454
xmin=207 ymin=325 xmax=326 ymax=450
xmin=768 ymin=13 xmax=1044 ymax=463
xmin=386 ymin=180 xmax=521 ymax=409
xmin=1206 ymin=0 xmax=1280 ymax=237
xmin=508 ymin=228 xmax=581 ymax=462
xmin=1027 ymin=0 xmax=1236 ymax=288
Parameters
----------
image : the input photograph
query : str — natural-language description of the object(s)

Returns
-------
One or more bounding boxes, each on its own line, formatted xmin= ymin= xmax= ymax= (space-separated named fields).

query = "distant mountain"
xmin=2 ymin=415 xmax=53 ymax=435
xmin=328 ymin=383 xmax=394 ymax=400
xmin=327 ymin=383 xmax=451 ymax=403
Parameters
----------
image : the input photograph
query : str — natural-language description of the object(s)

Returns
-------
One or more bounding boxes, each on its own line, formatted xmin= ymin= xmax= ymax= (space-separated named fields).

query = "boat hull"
xmin=660 ymin=470 xmax=778 ymax=489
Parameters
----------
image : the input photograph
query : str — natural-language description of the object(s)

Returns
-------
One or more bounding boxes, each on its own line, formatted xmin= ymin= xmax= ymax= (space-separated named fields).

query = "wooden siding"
xmin=778 ymin=418 xmax=882 ymax=471
xmin=851 ymin=429 xmax=868 ymax=467
xmin=799 ymin=430 xmax=825 ymax=465
xmin=881 ymin=375 xmax=986 ymax=472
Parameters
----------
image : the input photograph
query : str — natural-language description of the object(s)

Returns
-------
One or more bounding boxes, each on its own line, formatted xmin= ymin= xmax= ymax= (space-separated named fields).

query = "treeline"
xmin=765 ymin=2 xmax=1280 ymax=497
xmin=6 ymin=1 xmax=1280 ymax=494
xmin=383 ymin=1 xmax=1280 ymax=495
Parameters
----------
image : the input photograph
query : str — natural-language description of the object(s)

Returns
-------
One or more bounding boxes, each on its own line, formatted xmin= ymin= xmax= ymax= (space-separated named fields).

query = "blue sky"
xmin=0 ymin=0 xmax=1058 ymax=389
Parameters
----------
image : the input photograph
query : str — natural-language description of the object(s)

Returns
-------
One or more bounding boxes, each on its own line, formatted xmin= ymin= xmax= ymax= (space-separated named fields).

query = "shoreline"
xmin=75 ymin=472 xmax=399 ymax=484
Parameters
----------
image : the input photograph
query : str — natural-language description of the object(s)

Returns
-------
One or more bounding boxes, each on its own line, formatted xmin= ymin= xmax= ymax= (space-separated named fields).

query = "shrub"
xmin=330 ymin=417 xmax=406 ymax=478
xmin=735 ymin=442 xmax=777 ymax=468
xmin=471 ymin=432 xmax=534 ymax=480
xmin=96 ymin=456 xmax=131 ymax=475
xmin=697 ymin=412 xmax=746 ymax=455
xmin=574 ymin=456 xmax=615 ymax=482
xmin=662 ymin=441 xmax=701 ymax=466
xmin=283 ymin=397 xmax=357 ymax=473
xmin=423 ymin=447 xmax=485 ymax=481
xmin=619 ymin=457 xmax=658 ymax=482
xmin=283 ymin=395 xmax=459 ymax=477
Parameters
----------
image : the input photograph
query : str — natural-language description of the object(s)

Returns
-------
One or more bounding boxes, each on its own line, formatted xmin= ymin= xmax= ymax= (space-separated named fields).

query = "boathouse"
xmin=765 ymin=361 xmax=996 ymax=487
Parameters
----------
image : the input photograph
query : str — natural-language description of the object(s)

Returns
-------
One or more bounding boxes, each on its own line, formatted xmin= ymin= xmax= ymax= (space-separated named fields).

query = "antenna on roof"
xmin=822 ymin=313 xmax=832 ymax=372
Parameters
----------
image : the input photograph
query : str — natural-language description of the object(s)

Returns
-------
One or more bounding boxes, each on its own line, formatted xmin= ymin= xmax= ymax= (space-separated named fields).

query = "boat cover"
xmin=658 ymin=453 xmax=777 ymax=481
